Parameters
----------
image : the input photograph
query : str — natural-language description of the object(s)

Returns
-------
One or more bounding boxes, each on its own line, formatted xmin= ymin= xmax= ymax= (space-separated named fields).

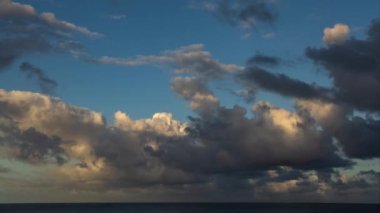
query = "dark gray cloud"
xmin=152 ymin=103 xmax=351 ymax=174
xmin=207 ymin=0 xmax=277 ymax=30
xmin=0 ymin=117 xmax=67 ymax=165
xmin=0 ymin=1 xmax=379 ymax=201
xmin=237 ymin=66 xmax=333 ymax=101
xmin=19 ymin=62 xmax=57 ymax=94
xmin=296 ymin=99 xmax=380 ymax=159
xmin=240 ymin=20 xmax=379 ymax=113
xmin=334 ymin=116 xmax=380 ymax=159
xmin=247 ymin=53 xmax=280 ymax=66
xmin=236 ymin=20 xmax=380 ymax=160
xmin=2 ymin=88 xmax=380 ymax=202
xmin=0 ymin=36 xmax=51 ymax=71
xmin=306 ymin=19 xmax=380 ymax=111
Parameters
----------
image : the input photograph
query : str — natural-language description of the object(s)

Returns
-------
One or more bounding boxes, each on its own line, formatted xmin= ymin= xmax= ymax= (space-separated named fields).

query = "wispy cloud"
xmin=109 ymin=14 xmax=126 ymax=20
xmin=19 ymin=62 xmax=58 ymax=95
xmin=90 ymin=44 xmax=244 ymax=79
xmin=197 ymin=0 xmax=278 ymax=32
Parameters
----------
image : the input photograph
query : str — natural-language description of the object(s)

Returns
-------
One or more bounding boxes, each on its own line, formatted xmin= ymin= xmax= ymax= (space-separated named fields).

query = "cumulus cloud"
xmin=3 ymin=88 xmax=380 ymax=201
xmin=0 ymin=89 xmax=197 ymax=189
xmin=240 ymin=20 xmax=379 ymax=113
xmin=236 ymin=20 xmax=380 ymax=161
xmin=0 ymin=118 xmax=68 ymax=165
xmin=306 ymin=20 xmax=380 ymax=111
xmin=323 ymin=23 xmax=350 ymax=46
xmin=151 ymin=101 xmax=350 ymax=174
xmin=251 ymin=167 xmax=380 ymax=203
xmin=1 ymin=88 xmax=207 ymax=179
xmin=0 ymin=1 xmax=379 ymax=201
xmin=296 ymin=99 xmax=380 ymax=159
xmin=0 ymin=89 xmax=349 ymax=177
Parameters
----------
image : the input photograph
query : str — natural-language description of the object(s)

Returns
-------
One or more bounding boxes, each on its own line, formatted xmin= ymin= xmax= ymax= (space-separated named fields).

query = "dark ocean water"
xmin=0 ymin=203 xmax=379 ymax=213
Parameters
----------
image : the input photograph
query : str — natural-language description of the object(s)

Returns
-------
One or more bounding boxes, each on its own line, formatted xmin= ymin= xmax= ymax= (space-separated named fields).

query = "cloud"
xmin=19 ymin=62 xmax=58 ymax=95
xmin=109 ymin=14 xmax=126 ymax=20
xmin=247 ymin=53 xmax=280 ymax=66
xmin=0 ymin=0 xmax=101 ymax=38
xmin=171 ymin=77 xmax=219 ymax=116
xmin=0 ymin=0 xmax=101 ymax=72
xmin=0 ymin=89 xmax=350 ymax=181
xmin=251 ymin=168 xmax=380 ymax=203
xmin=296 ymin=99 xmax=380 ymax=159
xmin=234 ymin=20 xmax=379 ymax=162
xmin=306 ymin=20 xmax=380 ymax=111
xmin=237 ymin=66 xmax=333 ymax=101
xmin=93 ymin=44 xmax=243 ymax=79
xmin=201 ymin=0 xmax=277 ymax=31
xmin=240 ymin=20 xmax=379 ymax=113
xmin=0 ymin=118 xmax=68 ymax=165
xmin=3 ymin=89 xmax=380 ymax=202
xmin=0 ymin=89 xmax=197 ymax=189
xmin=151 ymin=101 xmax=350 ymax=174
xmin=0 ymin=36 xmax=51 ymax=71
xmin=323 ymin=23 xmax=350 ymax=46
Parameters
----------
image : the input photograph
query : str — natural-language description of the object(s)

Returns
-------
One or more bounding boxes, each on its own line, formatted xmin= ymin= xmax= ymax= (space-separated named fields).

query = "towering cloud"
xmin=0 ymin=89 xmax=195 ymax=189
xmin=0 ymin=0 xmax=379 ymax=202
xmin=306 ymin=20 xmax=380 ymax=111
xmin=296 ymin=99 xmax=380 ymax=159
xmin=247 ymin=54 xmax=280 ymax=67
xmin=0 ymin=89 xmax=352 ymax=181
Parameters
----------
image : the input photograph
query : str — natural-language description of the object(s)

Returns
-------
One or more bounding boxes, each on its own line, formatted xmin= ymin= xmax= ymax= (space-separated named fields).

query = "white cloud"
xmin=323 ymin=23 xmax=350 ymax=45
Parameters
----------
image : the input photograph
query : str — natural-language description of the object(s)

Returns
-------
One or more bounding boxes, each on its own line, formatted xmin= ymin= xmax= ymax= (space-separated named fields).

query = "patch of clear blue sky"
xmin=1 ymin=0 xmax=379 ymax=122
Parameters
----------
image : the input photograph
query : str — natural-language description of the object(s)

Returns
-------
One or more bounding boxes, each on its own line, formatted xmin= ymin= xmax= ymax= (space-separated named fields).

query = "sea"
xmin=0 ymin=203 xmax=379 ymax=213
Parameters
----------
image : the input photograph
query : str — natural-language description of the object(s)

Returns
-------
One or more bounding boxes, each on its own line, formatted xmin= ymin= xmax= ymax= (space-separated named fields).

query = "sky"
xmin=0 ymin=0 xmax=379 ymax=203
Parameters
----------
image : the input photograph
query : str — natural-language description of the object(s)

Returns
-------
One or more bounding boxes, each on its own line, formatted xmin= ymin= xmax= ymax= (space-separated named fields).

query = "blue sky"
xmin=0 ymin=0 xmax=379 ymax=203
xmin=1 ymin=0 xmax=378 ymax=121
